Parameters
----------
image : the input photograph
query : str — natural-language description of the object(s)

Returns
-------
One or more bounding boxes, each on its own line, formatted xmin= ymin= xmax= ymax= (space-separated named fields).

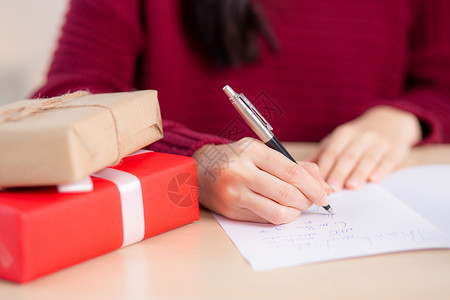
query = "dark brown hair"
xmin=180 ymin=0 xmax=278 ymax=68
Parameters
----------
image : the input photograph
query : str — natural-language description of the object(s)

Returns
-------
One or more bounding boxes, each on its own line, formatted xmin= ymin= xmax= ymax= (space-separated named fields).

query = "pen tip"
xmin=322 ymin=204 xmax=334 ymax=215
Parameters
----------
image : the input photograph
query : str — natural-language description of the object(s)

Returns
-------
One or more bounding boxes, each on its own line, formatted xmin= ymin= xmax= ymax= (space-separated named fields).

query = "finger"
xmin=238 ymin=188 xmax=303 ymax=225
xmin=252 ymin=146 xmax=329 ymax=207
xmin=369 ymin=148 xmax=406 ymax=182
xmin=199 ymin=181 xmax=271 ymax=224
xmin=325 ymin=134 xmax=374 ymax=192
xmin=219 ymin=205 xmax=271 ymax=224
xmin=345 ymin=141 xmax=389 ymax=189
xmin=303 ymin=153 xmax=317 ymax=163
xmin=300 ymin=162 xmax=332 ymax=195
xmin=315 ymin=129 xmax=354 ymax=179
xmin=245 ymin=165 xmax=312 ymax=211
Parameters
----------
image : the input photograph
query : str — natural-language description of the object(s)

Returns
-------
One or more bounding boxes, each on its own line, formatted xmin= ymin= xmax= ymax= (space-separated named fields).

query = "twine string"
xmin=0 ymin=91 xmax=123 ymax=166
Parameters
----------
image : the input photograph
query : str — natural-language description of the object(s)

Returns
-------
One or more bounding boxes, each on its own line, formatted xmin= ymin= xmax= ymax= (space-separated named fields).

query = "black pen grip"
xmin=265 ymin=136 xmax=296 ymax=163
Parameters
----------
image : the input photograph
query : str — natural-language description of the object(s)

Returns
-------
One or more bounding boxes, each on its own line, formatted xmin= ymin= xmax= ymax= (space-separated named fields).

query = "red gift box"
xmin=0 ymin=150 xmax=199 ymax=283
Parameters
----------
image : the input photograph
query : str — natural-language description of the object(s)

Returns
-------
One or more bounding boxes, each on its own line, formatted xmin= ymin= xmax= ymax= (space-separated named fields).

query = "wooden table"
xmin=1 ymin=143 xmax=449 ymax=300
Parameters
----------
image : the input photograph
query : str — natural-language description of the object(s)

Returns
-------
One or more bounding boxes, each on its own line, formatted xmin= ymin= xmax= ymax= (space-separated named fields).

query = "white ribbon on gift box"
xmin=57 ymin=150 xmax=151 ymax=248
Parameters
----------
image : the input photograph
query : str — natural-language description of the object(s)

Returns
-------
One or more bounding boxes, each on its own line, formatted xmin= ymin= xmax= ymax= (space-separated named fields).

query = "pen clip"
xmin=238 ymin=93 xmax=273 ymax=131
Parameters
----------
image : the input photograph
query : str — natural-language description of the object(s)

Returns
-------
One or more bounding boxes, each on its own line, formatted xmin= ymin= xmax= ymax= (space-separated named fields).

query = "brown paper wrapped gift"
xmin=0 ymin=90 xmax=163 ymax=187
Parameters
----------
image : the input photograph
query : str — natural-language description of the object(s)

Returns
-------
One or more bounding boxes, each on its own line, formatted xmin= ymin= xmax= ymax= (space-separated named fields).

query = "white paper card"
xmin=214 ymin=165 xmax=450 ymax=271
xmin=380 ymin=165 xmax=450 ymax=236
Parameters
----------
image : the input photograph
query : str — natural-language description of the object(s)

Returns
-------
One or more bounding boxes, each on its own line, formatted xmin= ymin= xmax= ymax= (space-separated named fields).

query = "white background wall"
xmin=0 ymin=0 xmax=70 ymax=105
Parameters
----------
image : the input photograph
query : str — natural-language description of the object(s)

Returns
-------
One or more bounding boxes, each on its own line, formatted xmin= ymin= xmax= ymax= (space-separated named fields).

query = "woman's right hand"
xmin=192 ymin=138 xmax=331 ymax=224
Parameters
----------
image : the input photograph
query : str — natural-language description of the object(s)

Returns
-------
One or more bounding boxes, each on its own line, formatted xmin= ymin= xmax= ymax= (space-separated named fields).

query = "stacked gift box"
xmin=0 ymin=91 xmax=200 ymax=283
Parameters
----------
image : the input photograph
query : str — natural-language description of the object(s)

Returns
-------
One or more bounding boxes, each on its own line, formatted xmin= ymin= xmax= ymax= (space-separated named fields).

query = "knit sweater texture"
xmin=34 ymin=0 xmax=450 ymax=156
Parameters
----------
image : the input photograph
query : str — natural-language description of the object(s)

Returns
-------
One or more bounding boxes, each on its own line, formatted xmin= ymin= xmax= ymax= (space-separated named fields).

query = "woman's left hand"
xmin=307 ymin=106 xmax=422 ymax=192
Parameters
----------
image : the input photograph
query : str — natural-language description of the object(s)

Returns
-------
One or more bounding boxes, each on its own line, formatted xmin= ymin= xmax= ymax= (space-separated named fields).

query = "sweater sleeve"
xmin=32 ymin=0 xmax=227 ymax=155
xmin=368 ymin=0 xmax=450 ymax=143
xmin=147 ymin=120 xmax=228 ymax=156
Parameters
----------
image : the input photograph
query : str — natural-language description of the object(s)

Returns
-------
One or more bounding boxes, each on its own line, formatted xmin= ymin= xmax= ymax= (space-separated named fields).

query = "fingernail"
xmin=370 ymin=172 xmax=381 ymax=182
xmin=320 ymin=195 xmax=329 ymax=206
xmin=346 ymin=178 xmax=361 ymax=189
xmin=326 ymin=183 xmax=332 ymax=195
xmin=321 ymin=180 xmax=332 ymax=194
xmin=327 ymin=180 xmax=341 ymax=193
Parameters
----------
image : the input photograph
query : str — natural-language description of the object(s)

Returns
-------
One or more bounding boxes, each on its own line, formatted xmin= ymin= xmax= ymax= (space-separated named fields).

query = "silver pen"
xmin=223 ymin=85 xmax=334 ymax=215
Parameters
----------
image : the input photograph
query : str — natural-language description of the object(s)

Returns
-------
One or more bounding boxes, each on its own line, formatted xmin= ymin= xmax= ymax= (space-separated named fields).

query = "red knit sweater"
xmin=34 ymin=0 xmax=450 ymax=156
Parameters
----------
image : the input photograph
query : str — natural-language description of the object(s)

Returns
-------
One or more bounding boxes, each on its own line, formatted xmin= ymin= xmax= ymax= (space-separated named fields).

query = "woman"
xmin=34 ymin=0 xmax=450 ymax=224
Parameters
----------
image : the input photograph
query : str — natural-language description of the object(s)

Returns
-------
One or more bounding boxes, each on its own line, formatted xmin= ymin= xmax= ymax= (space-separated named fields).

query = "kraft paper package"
xmin=0 ymin=90 xmax=163 ymax=187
